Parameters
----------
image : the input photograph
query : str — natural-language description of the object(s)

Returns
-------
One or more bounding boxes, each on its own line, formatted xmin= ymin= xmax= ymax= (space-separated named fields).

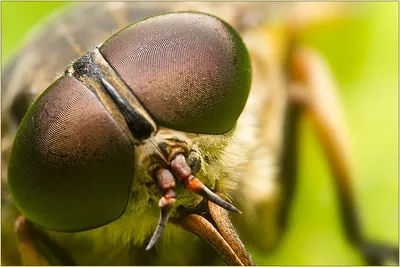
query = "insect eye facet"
xmin=100 ymin=12 xmax=252 ymax=134
xmin=8 ymin=77 xmax=135 ymax=232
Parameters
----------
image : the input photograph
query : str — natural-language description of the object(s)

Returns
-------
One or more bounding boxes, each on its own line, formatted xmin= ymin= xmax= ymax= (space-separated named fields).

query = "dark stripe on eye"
xmin=101 ymin=78 xmax=154 ymax=140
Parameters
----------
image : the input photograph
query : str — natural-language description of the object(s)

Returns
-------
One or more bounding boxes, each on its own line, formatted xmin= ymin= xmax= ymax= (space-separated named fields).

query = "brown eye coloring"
xmin=8 ymin=11 xmax=251 ymax=232
xmin=100 ymin=12 xmax=252 ymax=134
xmin=8 ymin=77 xmax=135 ymax=231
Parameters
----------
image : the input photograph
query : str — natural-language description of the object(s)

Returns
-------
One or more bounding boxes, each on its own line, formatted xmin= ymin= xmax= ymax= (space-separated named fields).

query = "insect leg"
xmin=14 ymin=216 xmax=76 ymax=265
xmin=288 ymin=47 xmax=398 ymax=265
xmin=278 ymin=78 xmax=301 ymax=235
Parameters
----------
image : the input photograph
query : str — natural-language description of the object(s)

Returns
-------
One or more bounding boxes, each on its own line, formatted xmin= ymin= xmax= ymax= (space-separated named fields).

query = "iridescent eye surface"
xmin=8 ymin=11 xmax=251 ymax=232
xmin=100 ymin=12 xmax=252 ymax=134
xmin=8 ymin=77 xmax=135 ymax=232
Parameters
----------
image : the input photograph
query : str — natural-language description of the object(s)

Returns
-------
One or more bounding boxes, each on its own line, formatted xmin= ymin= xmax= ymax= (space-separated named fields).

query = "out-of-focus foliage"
xmin=2 ymin=2 xmax=66 ymax=64
xmin=260 ymin=3 xmax=398 ymax=265
xmin=2 ymin=2 xmax=398 ymax=265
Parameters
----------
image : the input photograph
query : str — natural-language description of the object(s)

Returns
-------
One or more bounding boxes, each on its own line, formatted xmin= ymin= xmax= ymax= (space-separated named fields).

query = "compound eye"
xmin=100 ymin=12 xmax=251 ymax=134
xmin=8 ymin=76 xmax=135 ymax=232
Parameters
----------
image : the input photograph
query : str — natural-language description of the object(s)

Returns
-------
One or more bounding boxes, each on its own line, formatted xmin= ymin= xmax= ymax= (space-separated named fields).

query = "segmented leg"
xmin=286 ymin=47 xmax=398 ymax=265
xmin=14 ymin=216 xmax=76 ymax=266
xmin=15 ymin=216 xmax=49 ymax=266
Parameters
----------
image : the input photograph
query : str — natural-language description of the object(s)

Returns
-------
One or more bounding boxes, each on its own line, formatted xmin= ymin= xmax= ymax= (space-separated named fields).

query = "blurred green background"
xmin=2 ymin=2 xmax=398 ymax=265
